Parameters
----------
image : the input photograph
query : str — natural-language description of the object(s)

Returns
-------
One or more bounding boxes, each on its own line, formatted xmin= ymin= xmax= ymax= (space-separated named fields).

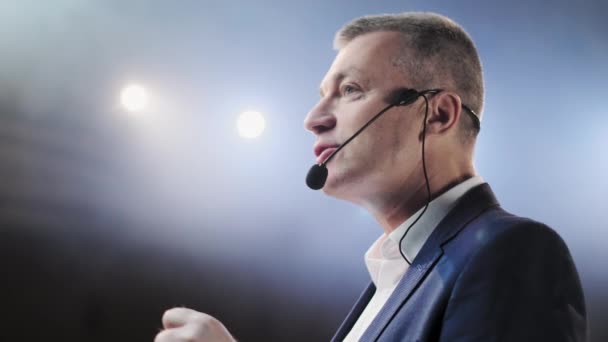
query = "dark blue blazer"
xmin=332 ymin=184 xmax=586 ymax=342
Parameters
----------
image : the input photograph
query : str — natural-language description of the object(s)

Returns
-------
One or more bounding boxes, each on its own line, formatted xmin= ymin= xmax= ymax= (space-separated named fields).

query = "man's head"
xmin=335 ymin=12 xmax=484 ymax=130
xmin=304 ymin=12 xmax=483 ymax=213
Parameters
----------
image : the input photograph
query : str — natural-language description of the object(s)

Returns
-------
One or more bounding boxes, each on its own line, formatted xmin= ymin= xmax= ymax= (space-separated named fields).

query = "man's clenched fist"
xmin=154 ymin=307 xmax=236 ymax=342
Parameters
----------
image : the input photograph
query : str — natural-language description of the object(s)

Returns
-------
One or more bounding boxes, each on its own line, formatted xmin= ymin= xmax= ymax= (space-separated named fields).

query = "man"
xmin=155 ymin=12 xmax=586 ymax=342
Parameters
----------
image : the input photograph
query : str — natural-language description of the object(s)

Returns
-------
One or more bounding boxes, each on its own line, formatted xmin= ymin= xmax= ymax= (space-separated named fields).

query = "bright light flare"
xmin=237 ymin=111 xmax=266 ymax=139
xmin=120 ymin=84 xmax=149 ymax=112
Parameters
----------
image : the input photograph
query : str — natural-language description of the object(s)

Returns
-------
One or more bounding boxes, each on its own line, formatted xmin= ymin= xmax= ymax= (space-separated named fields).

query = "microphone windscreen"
xmin=306 ymin=164 xmax=328 ymax=190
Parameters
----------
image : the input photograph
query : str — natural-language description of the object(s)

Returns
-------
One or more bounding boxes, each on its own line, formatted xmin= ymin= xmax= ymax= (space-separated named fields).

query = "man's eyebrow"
xmin=319 ymin=67 xmax=369 ymax=97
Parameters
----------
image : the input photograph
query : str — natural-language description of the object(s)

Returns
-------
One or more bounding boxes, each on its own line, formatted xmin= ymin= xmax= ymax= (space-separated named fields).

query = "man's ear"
xmin=425 ymin=91 xmax=462 ymax=136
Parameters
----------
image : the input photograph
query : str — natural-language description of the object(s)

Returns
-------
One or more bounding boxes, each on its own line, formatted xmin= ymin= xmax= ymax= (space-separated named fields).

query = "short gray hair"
xmin=335 ymin=12 xmax=484 ymax=138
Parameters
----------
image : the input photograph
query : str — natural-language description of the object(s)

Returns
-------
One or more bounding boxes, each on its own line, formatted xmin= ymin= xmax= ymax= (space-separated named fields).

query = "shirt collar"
xmin=389 ymin=175 xmax=485 ymax=262
xmin=364 ymin=176 xmax=484 ymax=288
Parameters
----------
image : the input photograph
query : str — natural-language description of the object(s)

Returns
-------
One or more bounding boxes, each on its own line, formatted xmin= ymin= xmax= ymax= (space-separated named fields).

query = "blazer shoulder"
xmin=442 ymin=206 xmax=574 ymax=274
xmin=441 ymin=208 xmax=587 ymax=342
xmin=464 ymin=206 xmax=567 ymax=249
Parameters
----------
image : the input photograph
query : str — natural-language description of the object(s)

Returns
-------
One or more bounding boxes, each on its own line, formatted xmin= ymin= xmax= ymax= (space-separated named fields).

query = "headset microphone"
xmin=305 ymin=88 xmax=421 ymax=190
xmin=305 ymin=87 xmax=479 ymax=265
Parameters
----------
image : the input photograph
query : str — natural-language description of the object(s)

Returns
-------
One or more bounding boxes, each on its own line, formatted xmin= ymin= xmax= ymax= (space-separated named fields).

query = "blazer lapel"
xmin=360 ymin=242 xmax=443 ymax=341
xmin=331 ymin=282 xmax=376 ymax=342
xmin=360 ymin=183 xmax=499 ymax=341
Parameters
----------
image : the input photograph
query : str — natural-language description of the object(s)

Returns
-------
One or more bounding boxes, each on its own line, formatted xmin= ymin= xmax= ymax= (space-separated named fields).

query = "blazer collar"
xmin=352 ymin=183 xmax=499 ymax=341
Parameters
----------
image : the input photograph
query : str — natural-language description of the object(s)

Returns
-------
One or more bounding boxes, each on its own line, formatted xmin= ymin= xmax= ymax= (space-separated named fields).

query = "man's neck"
xmin=365 ymin=171 xmax=476 ymax=234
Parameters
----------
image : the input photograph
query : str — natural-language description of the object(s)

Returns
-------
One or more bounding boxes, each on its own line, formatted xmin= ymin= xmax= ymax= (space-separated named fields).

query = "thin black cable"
xmin=321 ymin=102 xmax=396 ymax=166
xmin=398 ymin=94 xmax=433 ymax=265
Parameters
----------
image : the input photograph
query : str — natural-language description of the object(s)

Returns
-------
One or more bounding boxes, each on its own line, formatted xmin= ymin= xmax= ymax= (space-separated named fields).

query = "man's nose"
xmin=304 ymin=100 xmax=336 ymax=135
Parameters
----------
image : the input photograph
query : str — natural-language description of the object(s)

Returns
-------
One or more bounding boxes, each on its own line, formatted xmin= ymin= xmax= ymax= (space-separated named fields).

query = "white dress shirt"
xmin=343 ymin=176 xmax=485 ymax=342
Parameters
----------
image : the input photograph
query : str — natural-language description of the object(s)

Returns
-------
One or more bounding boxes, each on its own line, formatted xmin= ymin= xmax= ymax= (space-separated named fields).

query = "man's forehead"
xmin=319 ymin=32 xmax=407 ymax=95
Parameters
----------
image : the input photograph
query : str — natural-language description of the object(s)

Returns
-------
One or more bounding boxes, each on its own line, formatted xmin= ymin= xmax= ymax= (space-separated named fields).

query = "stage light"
xmin=237 ymin=111 xmax=265 ymax=139
xmin=120 ymin=84 xmax=149 ymax=112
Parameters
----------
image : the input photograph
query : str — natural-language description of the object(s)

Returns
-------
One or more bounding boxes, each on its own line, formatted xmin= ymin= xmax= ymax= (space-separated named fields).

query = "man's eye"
xmin=341 ymin=85 xmax=359 ymax=96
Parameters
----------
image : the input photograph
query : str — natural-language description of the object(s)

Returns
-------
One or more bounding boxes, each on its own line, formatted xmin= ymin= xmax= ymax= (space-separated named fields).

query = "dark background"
xmin=1 ymin=1 xmax=606 ymax=341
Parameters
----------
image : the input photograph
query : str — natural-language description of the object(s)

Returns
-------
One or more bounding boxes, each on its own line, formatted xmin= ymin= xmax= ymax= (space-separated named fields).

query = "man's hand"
xmin=154 ymin=307 xmax=236 ymax=342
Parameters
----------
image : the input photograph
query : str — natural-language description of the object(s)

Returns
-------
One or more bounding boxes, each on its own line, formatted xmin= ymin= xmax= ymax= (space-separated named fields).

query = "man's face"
xmin=304 ymin=31 xmax=425 ymax=203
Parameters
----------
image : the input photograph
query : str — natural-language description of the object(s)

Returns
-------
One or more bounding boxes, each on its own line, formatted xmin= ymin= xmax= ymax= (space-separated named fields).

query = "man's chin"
xmin=320 ymin=176 xmax=340 ymax=197
xmin=321 ymin=175 xmax=356 ymax=201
